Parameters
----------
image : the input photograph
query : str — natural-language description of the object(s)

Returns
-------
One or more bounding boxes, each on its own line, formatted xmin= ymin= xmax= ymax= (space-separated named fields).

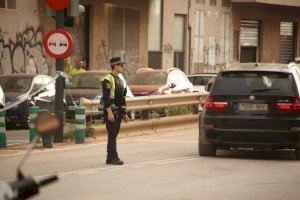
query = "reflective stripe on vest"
xmin=101 ymin=74 xmax=115 ymax=98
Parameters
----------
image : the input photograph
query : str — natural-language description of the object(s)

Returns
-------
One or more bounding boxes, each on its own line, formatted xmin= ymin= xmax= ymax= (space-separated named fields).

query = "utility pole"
xmin=54 ymin=10 xmax=65 ymax=143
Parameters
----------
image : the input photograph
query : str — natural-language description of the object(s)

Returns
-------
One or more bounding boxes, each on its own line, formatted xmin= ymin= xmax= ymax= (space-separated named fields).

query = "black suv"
xmin=199 ymin=63 xmax=300 ymax=159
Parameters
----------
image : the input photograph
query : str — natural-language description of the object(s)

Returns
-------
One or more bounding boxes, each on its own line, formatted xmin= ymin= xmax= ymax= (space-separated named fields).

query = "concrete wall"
xmin=232 ymin=3 xmax=300 ymax=63
xmin=0 ymin=0 xmax=54 ymax=75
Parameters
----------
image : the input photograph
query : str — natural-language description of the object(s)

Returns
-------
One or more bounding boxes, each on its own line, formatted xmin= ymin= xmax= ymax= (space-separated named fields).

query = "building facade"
xmin=1 ymin=0 xmax=300 ymax=76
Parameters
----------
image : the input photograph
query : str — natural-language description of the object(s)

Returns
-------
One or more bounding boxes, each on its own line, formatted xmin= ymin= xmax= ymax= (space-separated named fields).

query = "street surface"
xmin=1 ymin=128 xmax=300 ymax=200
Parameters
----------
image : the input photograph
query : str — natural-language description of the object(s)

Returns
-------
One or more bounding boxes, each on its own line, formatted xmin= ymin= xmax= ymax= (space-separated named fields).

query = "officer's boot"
xmin=110 ymin=152 xmax=124 ymax=165
xmin=106 ymin=154 xmax=112 ymax=164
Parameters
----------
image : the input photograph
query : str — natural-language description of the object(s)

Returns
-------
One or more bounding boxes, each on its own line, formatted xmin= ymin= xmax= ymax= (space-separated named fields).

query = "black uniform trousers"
xmin=105 ymin=112 xmax=122 ymax=158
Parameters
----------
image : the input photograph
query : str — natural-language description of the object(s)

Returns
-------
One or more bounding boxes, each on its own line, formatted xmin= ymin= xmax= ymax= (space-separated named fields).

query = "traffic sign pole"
xmin=54 ymin=10 xmax=65 ymax=143
xmin=44 ymin=0 xmax=75 ymax=143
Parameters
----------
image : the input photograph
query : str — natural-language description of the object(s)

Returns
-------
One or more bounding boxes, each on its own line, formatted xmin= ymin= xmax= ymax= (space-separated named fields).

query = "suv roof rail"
xmin=136 ymin=68 xmax=154 ymax=72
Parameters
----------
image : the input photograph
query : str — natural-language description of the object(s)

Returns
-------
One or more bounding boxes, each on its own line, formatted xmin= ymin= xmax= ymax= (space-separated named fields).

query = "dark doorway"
xmin=240 ymin=47 xmax=256 ymax=63
xmin=148 ymin=52 xmax=162 ymax=69
xmin=174 ymin=15 xmax=185 ymax=71
xmin=174 ymin=52 xmax=184 ymax=71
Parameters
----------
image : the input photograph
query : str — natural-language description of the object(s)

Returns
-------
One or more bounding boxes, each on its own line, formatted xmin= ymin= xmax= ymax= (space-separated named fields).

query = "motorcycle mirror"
xmin=35 ymin=112 xmax=60 ymax=136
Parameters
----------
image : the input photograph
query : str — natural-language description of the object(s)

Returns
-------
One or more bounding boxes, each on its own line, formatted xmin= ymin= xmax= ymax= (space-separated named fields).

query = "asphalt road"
xmin=1 ymin=129 xmax=300 ymax=200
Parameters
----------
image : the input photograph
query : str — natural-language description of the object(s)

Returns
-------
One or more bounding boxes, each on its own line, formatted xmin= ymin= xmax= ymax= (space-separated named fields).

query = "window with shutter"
xmin=0 ymin=0 xmax=17 ymax=10
xmin=279 ymin=22 xmax=296 ymax=64
xmin=148 ymin=0 xmax=162 ymax=69
xmin=194 ymin=10 xmax=205 ymax=64
xmin=174 ymin=15 xmax=185 ymax=71
xmin=240 ymin=20 xmax=260 ymax=63
xmin=220 ymin=13 xmax=230 ymax=64
xmin=108 ymin=7 xmax=140 ymax=64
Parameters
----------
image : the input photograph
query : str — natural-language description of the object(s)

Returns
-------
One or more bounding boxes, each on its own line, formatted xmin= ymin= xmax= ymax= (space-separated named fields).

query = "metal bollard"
xmin=29 ymin=106 xmax=39 ymax=143
xmin=0 ymin=110 xmax=6 ymax=148
xmin=75 ymin=106 xmax=85 ymax=144
xmin=39 ymin=109 xmax=53 ymax=148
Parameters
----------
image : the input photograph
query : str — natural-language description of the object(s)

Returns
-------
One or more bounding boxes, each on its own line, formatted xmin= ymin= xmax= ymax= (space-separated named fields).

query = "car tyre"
xmin=198 ymin=132 xmax=216 ymax=157
xmin=295 ymin=148 xmax=300 ymax=160
xmin=198 ymin=141 xmax=217 ymax=157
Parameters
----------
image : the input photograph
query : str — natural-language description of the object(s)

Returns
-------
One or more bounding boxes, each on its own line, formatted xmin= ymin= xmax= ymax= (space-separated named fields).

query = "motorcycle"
xmin=0 ymin=112 xmax=61 ymax=200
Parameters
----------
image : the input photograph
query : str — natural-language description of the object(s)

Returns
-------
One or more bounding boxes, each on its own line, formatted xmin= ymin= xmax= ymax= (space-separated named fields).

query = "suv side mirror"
xmin=205 ymin=82 xmax=213 ymax=92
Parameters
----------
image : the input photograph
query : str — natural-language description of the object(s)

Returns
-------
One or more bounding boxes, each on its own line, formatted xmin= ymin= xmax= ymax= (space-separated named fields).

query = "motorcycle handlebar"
xmin=36 ymin=175 xmax=58 ymax=187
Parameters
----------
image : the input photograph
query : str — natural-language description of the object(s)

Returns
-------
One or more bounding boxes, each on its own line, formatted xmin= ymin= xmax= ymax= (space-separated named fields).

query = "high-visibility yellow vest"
xmin=101 ymin=74 xmax=115 ymax=98
xmin=70 ymin=68 xmax=85 ymax=76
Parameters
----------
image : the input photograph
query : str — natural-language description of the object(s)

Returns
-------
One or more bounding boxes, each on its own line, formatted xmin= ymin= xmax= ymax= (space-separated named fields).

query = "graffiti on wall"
xmin=95 ymin=39 xmax=139 ymax=78
xmin=95 ymin=40 xmax=109 ymax=69
xmin=0 ymin=25 xmax=49 ymax=75
xmin=163 ymin=43 xmax=173 ymax=67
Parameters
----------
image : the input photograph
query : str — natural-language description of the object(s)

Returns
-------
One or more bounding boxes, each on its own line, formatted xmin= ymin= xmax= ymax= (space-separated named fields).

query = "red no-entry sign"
xmin=45 ymin=0 xmax=71 ymax=11
xmin=43 ymin=29 xmax=74 ymax=59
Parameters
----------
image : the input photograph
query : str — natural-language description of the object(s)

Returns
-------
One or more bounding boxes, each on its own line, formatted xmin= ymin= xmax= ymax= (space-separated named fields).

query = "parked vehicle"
xmin=188 ymin=73 xmax=217 ymax=92
xmin=128 ymin=68 xmax=193 ymax=96
xmin=65 ymin=70 xmax=133 ymax=119
xmin=0 ymin=85 xmax=4 ymax=109
xmin=0 ymin=74 xmax=56 ymax=128
xmin=199 ymin=62 xmax=300 ymax=159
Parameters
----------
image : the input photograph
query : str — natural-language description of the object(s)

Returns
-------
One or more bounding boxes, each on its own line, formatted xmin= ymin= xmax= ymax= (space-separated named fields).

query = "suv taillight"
xmin=204 ymin=97 xmax=228 ymax=111
xmin=277 ymin=98 xmax=300 ymax=111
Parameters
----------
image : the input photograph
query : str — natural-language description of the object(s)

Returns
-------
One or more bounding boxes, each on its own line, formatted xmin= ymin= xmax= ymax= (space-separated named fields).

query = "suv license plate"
xmin=239 ymin=103 xmax=268 ymax=111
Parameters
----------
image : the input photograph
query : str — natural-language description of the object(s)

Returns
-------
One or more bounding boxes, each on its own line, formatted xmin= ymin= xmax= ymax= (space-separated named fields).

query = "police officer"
xmin=101 ymin=57 xmax=128 ymax=165
xmin=70 ymin=59 xmax=85 ymax=76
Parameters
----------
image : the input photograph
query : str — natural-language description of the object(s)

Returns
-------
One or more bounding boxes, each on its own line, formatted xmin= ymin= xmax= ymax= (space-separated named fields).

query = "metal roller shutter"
xmin=220 ymin=13 xmax=230 ymax=64
xmin=108 ymin=7 xmax=140 ymax=60
xmin=240 ymin=20 xmax=259 ymax=47
xmin=125 ymin=9 xmax=139 ymax=52
xmin=279 ymin=22 xmax=295 ymax=63
xmin=108 ymin=7 xmax=123 ymax=52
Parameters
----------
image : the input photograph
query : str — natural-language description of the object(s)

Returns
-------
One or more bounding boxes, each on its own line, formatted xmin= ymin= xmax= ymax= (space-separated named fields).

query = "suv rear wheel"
xmin=295 ymin=148 xmax=300 ymax=160
xmin=198 ymin=132 xmax=217 ymax=156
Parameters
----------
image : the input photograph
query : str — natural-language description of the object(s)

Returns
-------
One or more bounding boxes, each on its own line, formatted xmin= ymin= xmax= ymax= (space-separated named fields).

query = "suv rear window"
xmin=211 ymin=71 xmax=295 ymax=96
